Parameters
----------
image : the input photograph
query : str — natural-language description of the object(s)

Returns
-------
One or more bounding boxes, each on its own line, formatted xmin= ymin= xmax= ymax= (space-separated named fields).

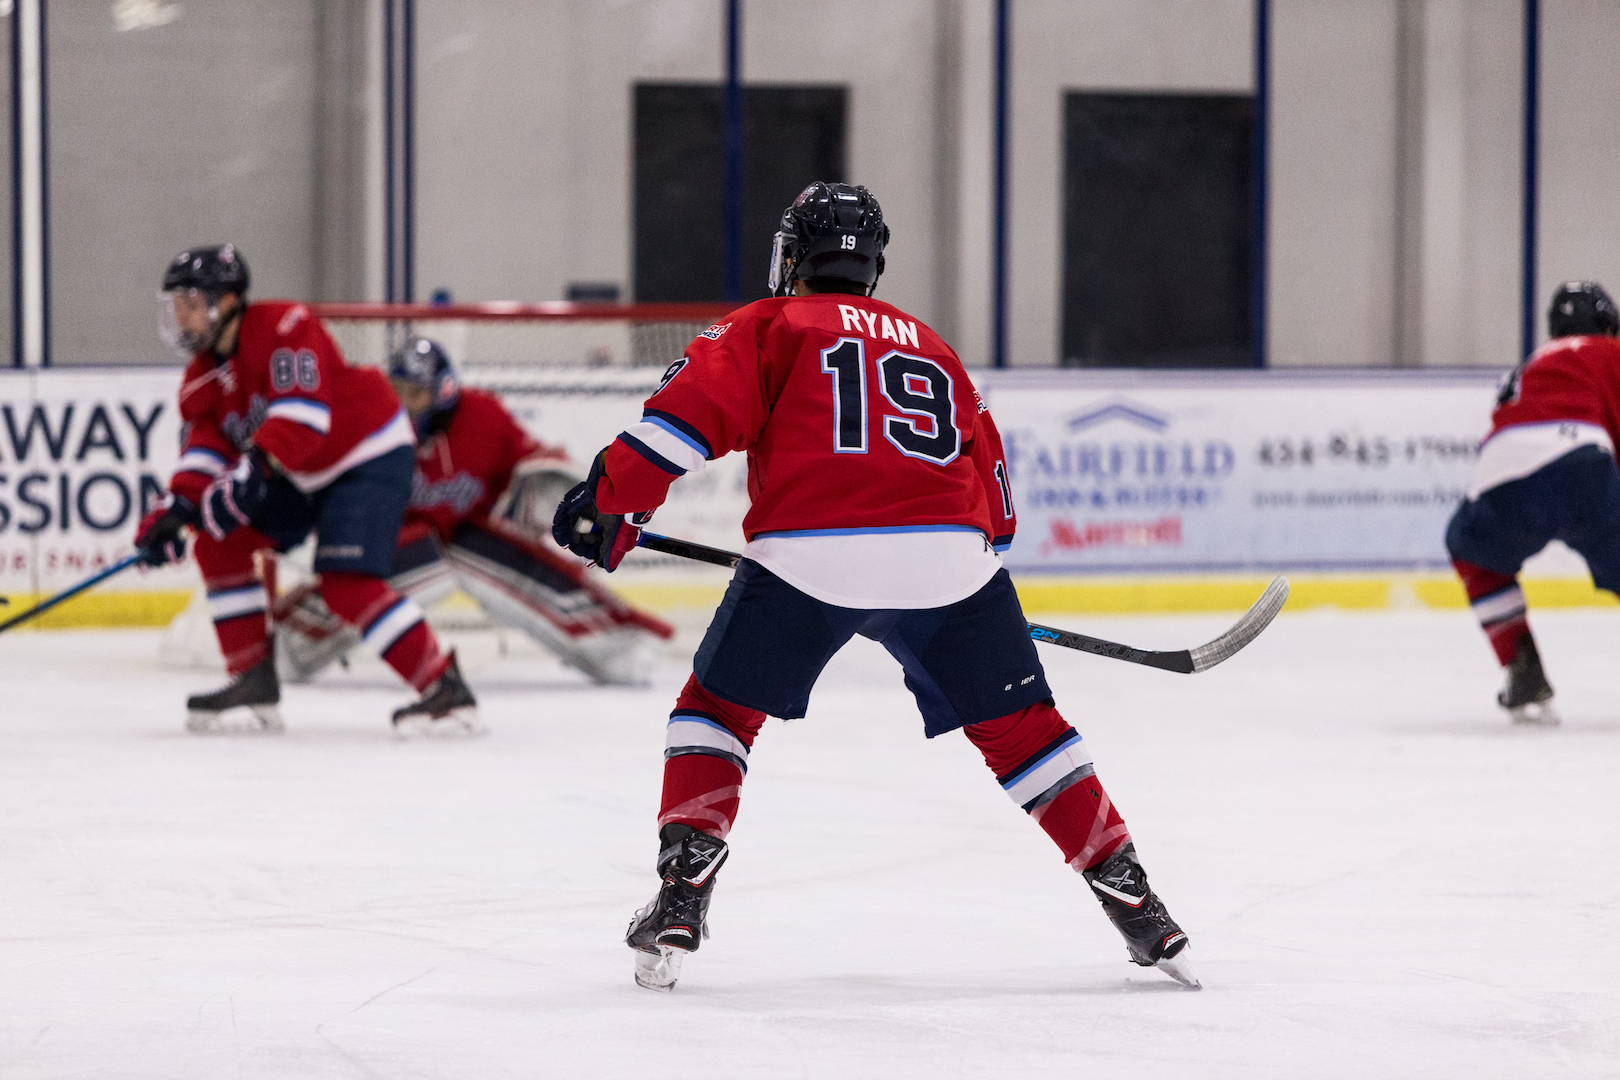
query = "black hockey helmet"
xmin=163 ymin=244 xmax=250 ymax=297
xmin=387 ymin=336 xmax=462 ymax=437
xmin=767 ymin=182 xmax=889 ymax=297
xmin=159 ymin=244 xmax=251 ymax=357
xmin=1547 ymin=281 xmax=1619 ymax=339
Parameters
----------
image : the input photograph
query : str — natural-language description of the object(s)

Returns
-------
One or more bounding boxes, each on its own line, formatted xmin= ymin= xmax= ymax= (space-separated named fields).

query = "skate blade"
xmin=1155 ymin=948 xmax=1201 ymax=990
xmin=1508 ymin=700 xmax=1560 ymax=726
xmin=392 ymin=707 xmax=487 ymax=739
xmin=185 ymin=704 xmax=285 ymax=735
xmin=633 ymin=946 xmax=684 ymax=992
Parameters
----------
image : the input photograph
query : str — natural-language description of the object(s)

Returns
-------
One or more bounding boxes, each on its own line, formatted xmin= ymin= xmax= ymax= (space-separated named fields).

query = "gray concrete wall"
xmin=1005 ymin=0 xmax=1254 ymax=369
xmin=48 ymin=1 xmax=324 ymax=365
xmin=32 ymin=0 xmax=1620 ymax=370
xmin=1269 ymin=0 xmax=1400 ymax=368
xmin=1539 ymin=0 xmax=1620 ymax=355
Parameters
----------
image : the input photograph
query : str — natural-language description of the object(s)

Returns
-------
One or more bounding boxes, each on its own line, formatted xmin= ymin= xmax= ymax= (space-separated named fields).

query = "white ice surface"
xmin=2 ymin=609 xmax=1618 ymax=1079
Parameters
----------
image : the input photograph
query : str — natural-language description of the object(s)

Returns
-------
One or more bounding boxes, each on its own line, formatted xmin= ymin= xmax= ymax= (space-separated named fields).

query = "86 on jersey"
xmin=819 ymin=338 xmax=960 ymax=464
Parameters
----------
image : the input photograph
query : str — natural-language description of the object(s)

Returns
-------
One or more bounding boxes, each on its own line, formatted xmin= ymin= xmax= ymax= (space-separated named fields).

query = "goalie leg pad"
xmin=271 ymin=581 xmax=361 ymax=684
xmin=445 ymin=521 xmax=663 ymax=684
xmin=389 ymin=527 xmax=459 ymax=608
xmin=657 ymin=674 xmax=766 ymax=840
xmin=964 ymin=702 xmax=1131 ymax=872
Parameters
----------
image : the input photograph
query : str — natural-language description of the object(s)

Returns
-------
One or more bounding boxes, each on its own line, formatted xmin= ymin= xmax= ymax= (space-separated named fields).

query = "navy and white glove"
xmin=551 ymin=449 xmax=647 ymax=572
xmin=134 ymin=494 xmax=199 ymax=567
xmin=200 ymin=452 xmax=271 ymax=541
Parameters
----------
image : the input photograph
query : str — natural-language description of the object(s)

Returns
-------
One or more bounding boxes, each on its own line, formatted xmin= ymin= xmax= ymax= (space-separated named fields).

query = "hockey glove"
xmin=551 ymin=449 xmax=646 ymax=572
xmin=200 ymin=451 xmax=271 ymax=541
xmin=134 ymin=493 xmax=199 ymax=567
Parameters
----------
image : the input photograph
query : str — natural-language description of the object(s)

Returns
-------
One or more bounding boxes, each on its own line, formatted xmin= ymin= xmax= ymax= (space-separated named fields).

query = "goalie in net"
xmin=274 ymin=336 xmax=674 ymax=685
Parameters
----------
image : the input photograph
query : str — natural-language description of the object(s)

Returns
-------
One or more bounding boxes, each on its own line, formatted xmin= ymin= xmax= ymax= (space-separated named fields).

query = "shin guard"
xmin=965 ymin=702 xmax=1131 ymax=872
xmin=320 ymin=571 xmax=449 ymax=691
xmin=1454 ymin=559 xmax=1532 ymax=666
xmin=656 ymin=675 xmax=765 ymax=839
xmin=194 ymin=529 xmax=275 ymax=675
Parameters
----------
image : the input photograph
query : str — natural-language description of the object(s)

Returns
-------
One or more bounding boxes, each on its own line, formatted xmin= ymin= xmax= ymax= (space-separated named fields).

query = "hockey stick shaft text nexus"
xmin=636 ymin=531 xmax=1288 ymax=674
xmin=0 ymin=553 xmax=144 ymax=635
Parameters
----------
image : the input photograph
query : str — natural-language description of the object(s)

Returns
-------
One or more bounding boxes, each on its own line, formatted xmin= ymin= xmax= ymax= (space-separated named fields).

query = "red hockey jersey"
xmin=1470 ymin=334 xmax=1620 ymax=496
xmin=170 ymin=301 xmax=412 ymax=501
xmin=405 ymin=387 xmax=563 ymax=541
xmin=597 ymin=292 xmax=1016 ymax=608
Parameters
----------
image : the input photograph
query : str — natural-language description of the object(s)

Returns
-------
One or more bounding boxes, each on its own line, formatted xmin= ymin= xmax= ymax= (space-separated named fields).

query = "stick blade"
xmin=1187 ymin=576 xmax=1289 ymax=673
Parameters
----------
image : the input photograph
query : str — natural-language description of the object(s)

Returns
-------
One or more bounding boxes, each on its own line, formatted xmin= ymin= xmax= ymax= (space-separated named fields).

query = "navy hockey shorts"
xmin=252 ymin=445 xmax=416 ymax=578
xmin=1445 ymin=444 xmax=1620 ymax=592
xmin=691 ymin=559 xmax=1053 ymax=737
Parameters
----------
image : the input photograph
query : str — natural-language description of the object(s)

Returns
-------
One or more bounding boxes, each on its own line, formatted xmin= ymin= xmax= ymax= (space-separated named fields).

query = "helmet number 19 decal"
xmin=819 ymin=337 xmax=960 ymax=464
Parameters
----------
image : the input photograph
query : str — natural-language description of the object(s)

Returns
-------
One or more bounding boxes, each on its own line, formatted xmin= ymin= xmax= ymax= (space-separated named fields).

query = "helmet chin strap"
xmin=210 ymin=299 xmax=246 ymax=359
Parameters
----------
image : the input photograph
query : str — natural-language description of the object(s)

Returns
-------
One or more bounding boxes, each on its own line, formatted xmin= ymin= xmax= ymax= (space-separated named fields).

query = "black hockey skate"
xmin=391 ymin=651 xmax=483 ymax=737
xmin=1083 ymin=844 xmax=1199 ymax=988
xmin=1498 ymin=635 xmax=1558 ymax=726
xmin=626 ymin=825 xmax=729 ymax=991
xmin=186 ymin=647 xmax=283 ymax=734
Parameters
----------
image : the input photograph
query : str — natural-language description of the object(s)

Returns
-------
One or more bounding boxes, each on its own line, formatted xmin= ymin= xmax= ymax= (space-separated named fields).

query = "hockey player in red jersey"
xmin=275 ymin=337 xmax=673 ymax=685
xmin=133 ymin=245 xmax=478 ymax=735
xmin=1446 ymin=281 xmax=1620 ymax=725
xmin=555 ymin=183 xmax=1196 ymax=991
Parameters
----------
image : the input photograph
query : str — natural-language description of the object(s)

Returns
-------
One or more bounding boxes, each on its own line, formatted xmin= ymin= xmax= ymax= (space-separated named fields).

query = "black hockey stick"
xmin=636 ymin=531 xmax=1288 ymax=674
xmin=0 ymin=553 xmax=144 ymax=635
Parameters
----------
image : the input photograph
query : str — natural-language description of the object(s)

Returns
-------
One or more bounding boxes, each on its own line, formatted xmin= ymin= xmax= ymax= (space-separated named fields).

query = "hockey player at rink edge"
xmin=1446 ymin=280 xmax=1620 ymax=725
xmin=554 ymin=181 xmax=1199 ymax=992
xmin=272 ymin=336 xmax=674 ymax=686
xmin=134 ymin=245 xmax=480 ymax=736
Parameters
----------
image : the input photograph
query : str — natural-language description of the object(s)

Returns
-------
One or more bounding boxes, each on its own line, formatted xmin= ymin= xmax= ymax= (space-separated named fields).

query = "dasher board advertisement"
xmin=0 ymin=368 xmax=191 ymax=597
xmin=979 ymin=369 xmax=1501 ymax=572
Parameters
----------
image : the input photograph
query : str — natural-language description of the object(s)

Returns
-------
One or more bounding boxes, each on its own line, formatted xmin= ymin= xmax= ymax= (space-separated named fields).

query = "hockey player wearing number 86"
xmin=555 ymin=182 xmax=1197 ymax=991
xmin=134 ymin=245 xmax=478 ymax=736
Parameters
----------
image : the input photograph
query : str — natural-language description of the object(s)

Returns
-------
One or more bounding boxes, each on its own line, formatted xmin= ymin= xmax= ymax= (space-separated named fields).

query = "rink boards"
xmin=1 ymin=365 xmax=1613 ymax=626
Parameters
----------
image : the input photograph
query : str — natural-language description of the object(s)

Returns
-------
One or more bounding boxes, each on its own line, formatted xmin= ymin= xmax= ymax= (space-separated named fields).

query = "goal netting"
xmin=311 ymin=301 xmax=738 ymax=374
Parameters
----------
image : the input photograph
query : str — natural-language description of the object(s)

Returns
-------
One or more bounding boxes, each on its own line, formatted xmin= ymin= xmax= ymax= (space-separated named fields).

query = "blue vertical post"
xmin=1251 ymin=0 xmax=1269 ymax=369
xmin=1521 ymin=0 xmax=1539 ymax=360
xmin=37 ymin=0 xmax=48 ymax=367
xmin=992 ymin=0 xmax=1009 ymax=368
xmin=10 ymin=2 xmax=22 ymax=368
xmin=722 ymin=0 xmax=744 ymax=302
xmin=403 ymin=0 xmax=416 ymax=303
xmin=383 ymin=0 xmax=395 ymax=304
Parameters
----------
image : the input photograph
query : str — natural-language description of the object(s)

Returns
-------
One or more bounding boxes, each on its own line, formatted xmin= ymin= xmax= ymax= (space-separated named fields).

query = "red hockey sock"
xmin=194 ymin=529 xmax=274 ymax=675
xmin=657 ymin=674 xmax=766 ymax=839
xmin=320 ymin=571 xmax=449 ymax=691
xmin=964 ymin=702 xmax=1131 ymax=872
xmin=1454 ymin=559 xmax=1532 ymax=665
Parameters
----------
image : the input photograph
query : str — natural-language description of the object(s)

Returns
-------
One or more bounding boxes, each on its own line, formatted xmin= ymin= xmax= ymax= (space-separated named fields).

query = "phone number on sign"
xmin=1255 ymin=435 xmax=1477 ymax=469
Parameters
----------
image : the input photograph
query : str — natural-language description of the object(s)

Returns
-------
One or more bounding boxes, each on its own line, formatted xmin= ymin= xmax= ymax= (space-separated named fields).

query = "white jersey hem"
xmin=742 ymin=529 xmax=1003 ymax=610
xmin=1468 ymin=421 xmax=1613 ymax=499
xmin=286 ymin=409 xmax=415 ymax=493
